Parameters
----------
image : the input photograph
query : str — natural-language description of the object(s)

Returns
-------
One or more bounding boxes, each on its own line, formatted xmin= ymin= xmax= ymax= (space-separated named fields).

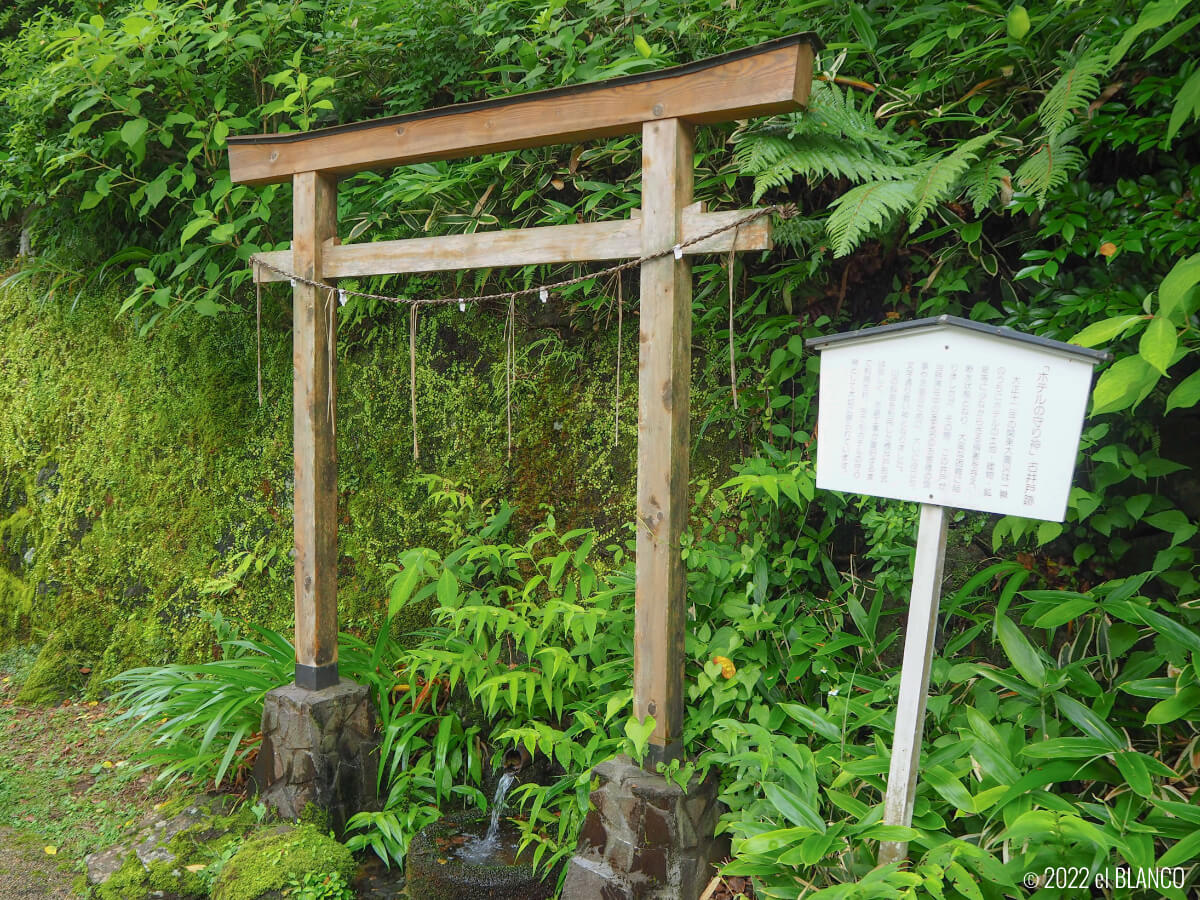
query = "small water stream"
xmin=456 ymin=770 xmax=518 ymax=863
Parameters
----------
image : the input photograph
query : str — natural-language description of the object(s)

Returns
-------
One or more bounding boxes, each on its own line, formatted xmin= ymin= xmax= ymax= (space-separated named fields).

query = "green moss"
xmin=147 ymin=857 xmax=207 ymax=895
xmin=14 ymin=632 xmax=76 ymax=704
xmin=297 ymin=802 xmax=332 ymax=833
xmin=96 ymin=852 xmax=150 ymax=900
xmin=211 ymin=825 xmax=355 ymax=900
xmin=0 ymin=273 xmax=742 ymax=691
xmin=0 ymin=569 xmax=33 ymax=647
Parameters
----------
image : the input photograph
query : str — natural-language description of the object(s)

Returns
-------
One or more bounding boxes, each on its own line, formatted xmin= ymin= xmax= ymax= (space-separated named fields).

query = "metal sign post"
xmin=807 ymin=315 xmax=1109 ymax=865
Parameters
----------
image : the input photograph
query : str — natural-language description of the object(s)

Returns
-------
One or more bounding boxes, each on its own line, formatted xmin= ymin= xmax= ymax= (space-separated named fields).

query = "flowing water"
xmin=456 ymin=771 xmax=518 ymax=864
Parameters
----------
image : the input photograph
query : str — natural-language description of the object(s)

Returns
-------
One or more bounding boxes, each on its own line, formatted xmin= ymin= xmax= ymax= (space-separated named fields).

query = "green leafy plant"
xmin=108 ymin=610 xmax=399 ymax=789
xmin=283 ymin=870 xmax=356 ymax=900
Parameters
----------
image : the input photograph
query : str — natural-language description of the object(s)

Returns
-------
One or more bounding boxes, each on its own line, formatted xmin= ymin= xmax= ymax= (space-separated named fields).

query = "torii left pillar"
xmin=253 ymin=170 xmax=379 ymax=835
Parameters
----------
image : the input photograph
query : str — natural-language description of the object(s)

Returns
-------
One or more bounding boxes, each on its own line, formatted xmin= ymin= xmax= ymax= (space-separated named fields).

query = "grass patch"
xmin=0 ymin=645 xmax=188 ymax=882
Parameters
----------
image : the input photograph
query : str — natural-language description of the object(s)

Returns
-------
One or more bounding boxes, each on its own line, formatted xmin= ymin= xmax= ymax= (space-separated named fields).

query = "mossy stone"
xmin=211 ymin=824 xmax=354 ymax=900
xmin=95 ymin=852 xmax=151 ymax=900
xmin=15 ymin=631 xmax=78 ymax=705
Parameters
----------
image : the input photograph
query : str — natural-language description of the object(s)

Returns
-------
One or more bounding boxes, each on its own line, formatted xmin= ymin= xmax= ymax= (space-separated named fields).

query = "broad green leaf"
xmin=1165 ymin=369 xmax=1200 ymax=414
xmin=1032 ymin=598 xmax=1096 ymax=628
xmin=1118 ymin=677 xmax=1177 ymax=699
xmin=1070 ymin=314 xmax=1143 ymax=348
xmin=388 ymin=550 xmax=428 ymax=616
xmin=1138 ymin=316 xmax=1177 ymax=375
xmin=1107 ymin=598 xmax=1200 ymax=653
xmin=1110 ymin=0 xmax=1193 ymax=66
xmin=1020 ymin=737 xmax=1112 ymax=759
xmin=736 ymin=827 xmax=815 ymax=855
xmin=1167 ymin=69 xmax=1200 ymax=145
xmin=763 ymin=782 xmax=826 ymax=832
xmin=947 ymin=860 xmax=984 ymax=900
xmin=192 ymin=297 xmax=221 ymax=316
xmin=995 ymin=612 xmax=1046 ymax=687
xmin=436 ymin=568 xmax=459 ymax=609
xmin=1053 ymin=692 xmax=1125 ymax=750
xmin=1158 ymin=829 xmax=1200 ymax=867
xmin=825 ymin=789 xmax=869 ymax=819
xmin=1091 ymin=355 xmax=1159 ymax=415
xmin=781 ymin=703 xmax=841 ymax=742
xmin=924 ymin=765 xmax=974 ymax=813
xmin=1146 ymin=685 xmax=1200 ymax=725
xmin=1158 ymin=253 xmax=1200 ymax=319
xmin=859 ymin=824 xmax=917 ymax=842
xmin=120 ymin=117 xmax=149 ymax=150
xmin=180 ymin=215 xmax=214 ymax=246
xmin=1114 ymin=751 xmax=1153 ymax=797
xmin=622 ymin=714 xmax=656 ymax=759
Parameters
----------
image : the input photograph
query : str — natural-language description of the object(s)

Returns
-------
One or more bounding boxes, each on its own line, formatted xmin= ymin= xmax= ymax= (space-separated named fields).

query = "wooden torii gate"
xmin=229 ymin=34 xmax=817 ymax=767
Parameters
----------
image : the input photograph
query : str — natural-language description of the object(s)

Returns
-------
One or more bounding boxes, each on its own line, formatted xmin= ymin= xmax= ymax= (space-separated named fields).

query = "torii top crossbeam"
xmin=227 ymin=33 xmax=819 ymax=766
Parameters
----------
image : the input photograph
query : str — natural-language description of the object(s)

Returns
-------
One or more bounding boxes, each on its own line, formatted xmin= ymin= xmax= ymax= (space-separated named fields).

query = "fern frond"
xmin=771 ymin=216 xmax=828 ymax=253
xmin=734 ymin=133 xmax=916 ymax=200
xmin=1038 ymin=50 xmax=1108 ymax=137
xmin=1015 ymin=127 xmax=1085 ymax=205
xmin=826 ymin=180 xmax=917 ymax=257
xmin=793 ymin=81 xmax=918 ymax=159
xmin=962 ymin=153 xmax=1012 ymax=214
xmin=907 ymin=133 xmax=995 ymax=230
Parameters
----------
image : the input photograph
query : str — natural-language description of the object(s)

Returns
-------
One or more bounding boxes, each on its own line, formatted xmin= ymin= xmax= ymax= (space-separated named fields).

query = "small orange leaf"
xmin=712 ymin=656 xmax=736 ymax=679
xmin=1099 ymin=241 xmax=1118 ymax=257
xmin=44 ymin=846 xmax=57 ymax=856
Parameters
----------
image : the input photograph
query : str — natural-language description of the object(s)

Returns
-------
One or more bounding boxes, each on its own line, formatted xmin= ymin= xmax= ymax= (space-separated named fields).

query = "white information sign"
xmin=813 ymin=322 xmax=1101 ymax=522
xmin=808 ymin=316 xmax=1108 ymax=866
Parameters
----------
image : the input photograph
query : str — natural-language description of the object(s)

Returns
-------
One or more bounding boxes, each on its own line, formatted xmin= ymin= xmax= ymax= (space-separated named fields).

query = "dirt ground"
xmin=0 ymin=649 xmax=177 ymax=898
xmin=0 ymin=827 xmax=74 ymax=899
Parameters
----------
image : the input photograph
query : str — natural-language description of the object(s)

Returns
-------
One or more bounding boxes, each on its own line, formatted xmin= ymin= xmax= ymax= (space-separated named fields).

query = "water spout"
xmin=503 ymin=744 xmax=532 ymax=773
xmin=458 ymin=770 xmax=518 ymax=863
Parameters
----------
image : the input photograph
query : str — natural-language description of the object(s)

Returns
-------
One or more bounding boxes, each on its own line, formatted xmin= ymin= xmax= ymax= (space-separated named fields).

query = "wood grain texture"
xmin=292 ymin=171 xmax=340 ymax=675
xmin=251 ymin=207 xmax=772 ymax=283
xmin=229 ymin=40 xmax=815 ymax=185
xmin=878 ymin=503 xmax=949 ymax=865
xmin=634 ymin=119 xmax=693 ymax=764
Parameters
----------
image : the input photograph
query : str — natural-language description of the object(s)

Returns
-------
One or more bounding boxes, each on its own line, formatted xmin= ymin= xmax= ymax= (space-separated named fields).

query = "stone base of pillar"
xmin=253 ymin=678 xmax=379 ymax=836
xmin=562 ymin=755 xmax=727 ymax=900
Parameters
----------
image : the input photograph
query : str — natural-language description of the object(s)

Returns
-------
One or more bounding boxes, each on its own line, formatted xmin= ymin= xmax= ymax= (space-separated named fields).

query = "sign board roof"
xmin=807 ymin=316 xmax=1109 ymax=521
xmin=806 ymin=314 xmax=1111 ymax=362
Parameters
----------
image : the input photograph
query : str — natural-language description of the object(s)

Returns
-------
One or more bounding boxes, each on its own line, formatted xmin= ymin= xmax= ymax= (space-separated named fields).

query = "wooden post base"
xmin=253 ymin=678 xmax=378 ymax=836
xmin=563 ymin=756 xmax=725 ymax=900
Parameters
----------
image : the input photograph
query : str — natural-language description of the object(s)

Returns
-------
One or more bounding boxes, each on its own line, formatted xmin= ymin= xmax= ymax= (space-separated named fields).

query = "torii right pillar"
xmin=562 ymin=118 xmax=726 ymax=900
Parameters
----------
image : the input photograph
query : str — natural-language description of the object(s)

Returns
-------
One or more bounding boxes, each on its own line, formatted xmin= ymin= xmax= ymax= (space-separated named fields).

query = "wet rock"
xmin=85 ymin=844 xmax=130 ymax=885
xmin=85 ymin=794 xmax=242 ymax=890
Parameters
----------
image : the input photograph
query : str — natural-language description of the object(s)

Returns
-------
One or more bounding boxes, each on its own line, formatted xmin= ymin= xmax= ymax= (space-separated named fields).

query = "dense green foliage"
xmin=2 ymin=0 xmax=1199 ymax=898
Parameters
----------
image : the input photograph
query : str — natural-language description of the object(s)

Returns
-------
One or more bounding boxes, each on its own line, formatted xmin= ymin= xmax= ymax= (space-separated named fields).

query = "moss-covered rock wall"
xmin=0 ymin=278 xmax=739 ymax=699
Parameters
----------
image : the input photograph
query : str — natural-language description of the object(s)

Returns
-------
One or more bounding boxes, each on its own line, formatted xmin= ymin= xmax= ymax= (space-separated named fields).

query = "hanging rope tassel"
xmin=410 ymin=303 xmax=420 ymax=462
xmin=326 ymin=287 xmax=337 ymax=437
xmin=728 ymin=225 xmax=740 ymax=411
xmin=614 ymin=275 xmax=623 ymax=446
xmin=505 ymin=294 xmax=515 ymax=461
xmin=255 ymin=263 xmax=264 ymax=407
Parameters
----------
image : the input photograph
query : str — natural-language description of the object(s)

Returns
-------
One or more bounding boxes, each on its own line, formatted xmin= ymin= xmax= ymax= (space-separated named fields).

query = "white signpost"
xmin=807 ymin=315 xmax=1109 ymax=865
